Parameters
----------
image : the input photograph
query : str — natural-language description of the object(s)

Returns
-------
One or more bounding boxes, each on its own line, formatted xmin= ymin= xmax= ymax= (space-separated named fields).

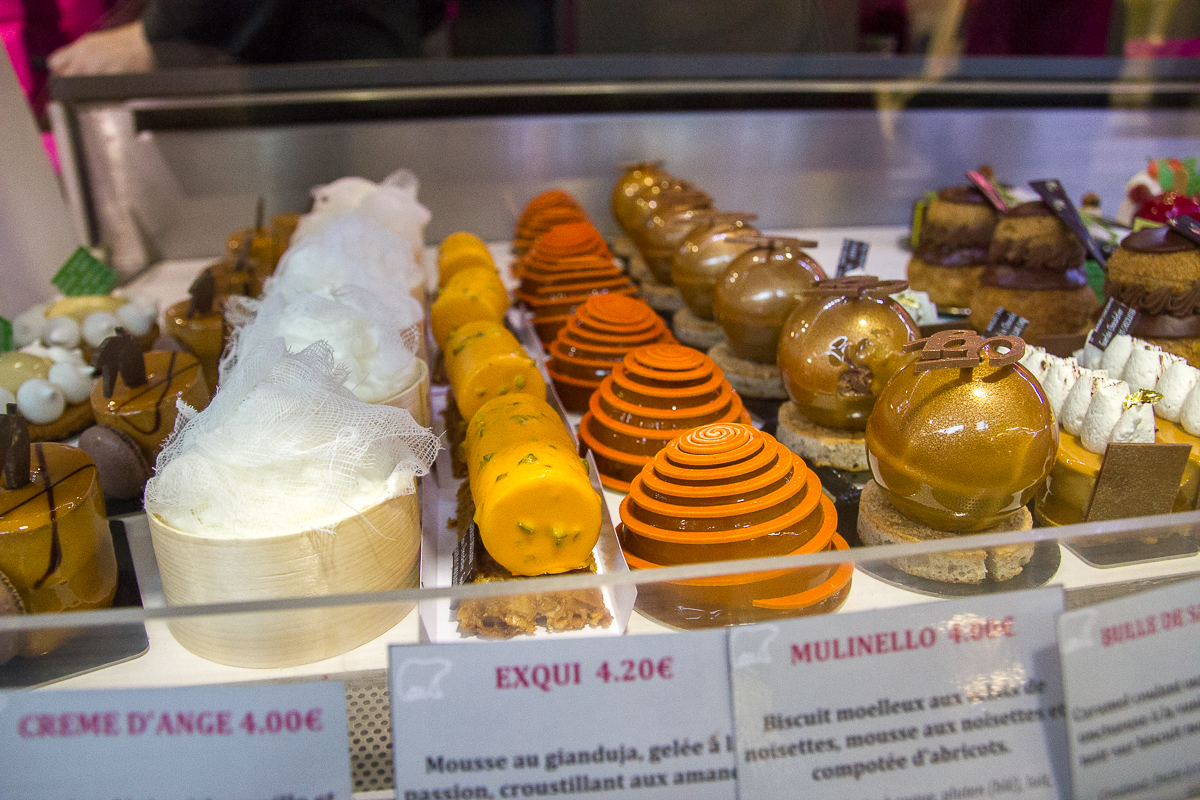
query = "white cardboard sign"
xmin=389 ymin=630 xmax=736 ymax=799
xmin=729 ymin=586 xmax=1068 ymax=799
xmin=1059 ymin=575 xmax=1200 ymax=800
xmin=0 ymin=680 xmax=352 ymax=799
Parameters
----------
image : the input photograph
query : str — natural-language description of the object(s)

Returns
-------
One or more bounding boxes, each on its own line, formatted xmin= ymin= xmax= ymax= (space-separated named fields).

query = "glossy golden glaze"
xmin=778 ymin=293 xmax=919 ymax=430
xmin=865 ymin=360 xmax=1057 ymax=531
xmin=0 ymin=352 xmax=52 ymax=396
xmin=91 ymin=350 xmax=210 ymax=459
xmin=164 ymin=298 xmax=225 ymax=393
xmin=672 ymin=217 xmax=759 ymax=319
xmin=713 ymin=241 xmax=827 ymax=363
xmin=0 ymin=443 xmax=116 ymax=656
xmin=579 ymin=344 xmax=750 ymax=491
xmin=611 ymin=163 xmax=673 ymax=235
xmin=639 ymin=208 xmax=718 ymax=283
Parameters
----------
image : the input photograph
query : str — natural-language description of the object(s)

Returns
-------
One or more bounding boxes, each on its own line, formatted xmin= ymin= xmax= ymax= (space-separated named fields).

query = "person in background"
xmin=48 ymin=0 xmax=447 ymax=74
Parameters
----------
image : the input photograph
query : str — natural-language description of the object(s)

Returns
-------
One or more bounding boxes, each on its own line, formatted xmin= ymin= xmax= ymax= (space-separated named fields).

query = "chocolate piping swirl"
xmin=1105 ymin=276 xmax=1200 ymax=317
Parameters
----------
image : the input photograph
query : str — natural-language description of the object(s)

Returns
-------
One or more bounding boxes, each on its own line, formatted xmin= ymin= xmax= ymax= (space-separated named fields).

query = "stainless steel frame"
xmin=48 ymin=55 xmax=1200 ymax=276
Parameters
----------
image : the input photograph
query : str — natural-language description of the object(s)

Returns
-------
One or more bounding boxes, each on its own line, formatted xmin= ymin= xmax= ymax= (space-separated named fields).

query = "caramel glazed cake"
xmin=442 ymin=400 xmax=612 ymax=638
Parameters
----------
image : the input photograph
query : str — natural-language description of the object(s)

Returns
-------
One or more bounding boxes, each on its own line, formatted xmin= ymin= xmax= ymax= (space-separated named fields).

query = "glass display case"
xmin=4 ymin=8 xmax=1200 ymax=792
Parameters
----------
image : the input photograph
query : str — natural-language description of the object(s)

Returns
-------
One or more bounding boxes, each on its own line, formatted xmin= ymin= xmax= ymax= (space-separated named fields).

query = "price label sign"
xmin=1058 ymin=575 xmax=1200 ymax=800
xmin=0 ymin=681 xmax=351 ymax=799
xmin=984 ymin=307 xmax=1030 ymax=339
xmin=390 ymin=631 xmax=736 ymax=799
xmin=729 ymin=587 xmax=1068 ymax=799
xmin=1088 ymin=297 xmax=1139 ymax=351
xmin=835 ymin=239 xmax=870 ymax=277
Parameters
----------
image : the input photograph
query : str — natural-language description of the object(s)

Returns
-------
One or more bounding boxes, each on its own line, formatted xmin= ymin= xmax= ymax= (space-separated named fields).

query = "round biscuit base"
xmin=639 ymin=281 xmax=685 ymax=313
xmin=673 ymin=307 xmax=727 ymax=349
xmin=707 ymin=342 xmax=788 ymax=399
xmin=857 ymin=480 xmax=1035 ymax=584
xmin=776 ymin=402 xmax=869 ymax=470
xmin=906 ymin=257 xmax=984 ymax=310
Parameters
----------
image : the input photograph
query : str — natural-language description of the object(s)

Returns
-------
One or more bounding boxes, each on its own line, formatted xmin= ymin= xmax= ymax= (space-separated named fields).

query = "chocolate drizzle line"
xmin=187 ymin=270 xmax=217 ymax=318
xmin=92 ymin=329 xmax=147 ymax=397
xmin=0 ymin=404 xmax=31 ymax=490
xmin=31 ymin=445 xmax=60 ymax=589
xmin=114 ymin=351 xmax=199 ymax=435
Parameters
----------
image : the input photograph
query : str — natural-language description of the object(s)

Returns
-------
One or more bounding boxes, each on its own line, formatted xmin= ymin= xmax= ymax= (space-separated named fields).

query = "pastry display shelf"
xmin=11 ymin=224 xmax=1193 ymax=694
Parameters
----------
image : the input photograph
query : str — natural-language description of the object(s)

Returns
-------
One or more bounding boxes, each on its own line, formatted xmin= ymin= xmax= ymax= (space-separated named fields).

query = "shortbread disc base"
xmin=707 ymin=342 xmax=787 ymax=399
xmin=673 ymin=307 xmax=726 ymax=349
xmin=776 ymin=402 xmax=868 ymax=470
xmin=857 ymin=481 xmax=1034 ymax=584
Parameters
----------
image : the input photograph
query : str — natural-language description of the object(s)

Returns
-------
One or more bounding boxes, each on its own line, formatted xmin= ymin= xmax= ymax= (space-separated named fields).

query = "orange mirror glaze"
xmin=778 ymin=292 xmax=919 ymax=430
xmin=513 ymin=191 xmax=590 ymax=257
xmin=0 ymin=444 xmax=117 ymax=657
xmin=865 ymin=360 xmax=1057 ymax=532
xmin=579 ymin=344 xmax=749 ymax=492
xmin=91 ymin=350 xmax=210 ymax=460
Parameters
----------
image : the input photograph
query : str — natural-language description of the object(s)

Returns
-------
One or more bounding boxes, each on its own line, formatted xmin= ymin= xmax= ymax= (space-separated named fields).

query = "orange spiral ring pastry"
xmin=579 ymin=344 xmax=750 ymax=492
xmin=618 ymin=422 xmax=851 ymax=628
xmin=513 ymin=191 xmax=590 ymax=257
xmin=546 ymin=294 xmax=675 ymax=412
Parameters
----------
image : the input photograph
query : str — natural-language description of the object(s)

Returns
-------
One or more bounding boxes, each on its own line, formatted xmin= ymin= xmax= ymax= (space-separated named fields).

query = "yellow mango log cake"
xmin=464 ymin=394 xmax=601 ymax=576
xmin=444 ymin=320 xmax=545 ymax=419
xmin=430 ymin=265 xmax=510 ymax=350
xmin=438 ymin=231 xmax=496 ymax=288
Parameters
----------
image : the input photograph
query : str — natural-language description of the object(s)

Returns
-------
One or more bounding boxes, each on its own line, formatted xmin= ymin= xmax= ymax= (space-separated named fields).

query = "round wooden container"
xmin=148 ymin=490 xmax=420 ymax=668
xmin=380 ymin=358 xmax=431 ymax=429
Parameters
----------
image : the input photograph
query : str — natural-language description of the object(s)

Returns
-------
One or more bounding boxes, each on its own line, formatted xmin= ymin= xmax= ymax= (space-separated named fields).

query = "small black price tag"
xmin=1165 ymin=215 xmax=1200 ymax=247
xmin=0 ymin=318 xmax=11 ymax=353
xmin=1030 ymin=179 xmax=1108 ymax=267
xmin=836 ymin=239 xmax=870 ymax=277
xmin=1087 ymin=297 xmax=1138 ymax=350
xmin=983 ymin=307 xmax=1030 ymax=338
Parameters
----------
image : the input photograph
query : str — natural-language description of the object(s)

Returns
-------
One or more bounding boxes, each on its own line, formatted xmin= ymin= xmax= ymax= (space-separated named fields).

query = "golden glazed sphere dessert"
xmin=778 ymin=276 xmax=919 ymax=431
xmin=672 ymin=213 xmax=759 ymax=320
xmin=713 ymin=236 xmax=827 ymax=364
xmin=865 ymin=330 xmax=1057 ymax=531
xmin=611 ymin=162 xmax=675 ymax=235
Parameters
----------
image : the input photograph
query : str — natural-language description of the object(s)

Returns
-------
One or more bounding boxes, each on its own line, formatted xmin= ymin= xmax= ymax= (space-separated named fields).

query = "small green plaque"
xmin=52 ymin=247 xmax=117 ymax=297
xmin=910 ymin=192 xmax=936 ymax=248
xmin=1084 ymin=260 xmax=1106 ymax=302
xmin=0 ymin=318 xmax=11 ymax=353
xmin=1132 ymin=217 xmax=1165 ymax=232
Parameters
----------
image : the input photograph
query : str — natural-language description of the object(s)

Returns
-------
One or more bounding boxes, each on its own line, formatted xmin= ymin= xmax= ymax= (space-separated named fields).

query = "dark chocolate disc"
xmin=1121 ymin=226 xmax=1199 ymax=254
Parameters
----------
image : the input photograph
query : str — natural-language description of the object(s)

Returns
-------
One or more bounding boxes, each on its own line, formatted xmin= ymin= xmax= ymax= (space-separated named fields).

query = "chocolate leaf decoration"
xmin=235 ymin=226 xmax=253 ymax=272
xmin=187 ymin=269 xmax=217 ymax=318
xmin=255 ymin=196 xmax=265 ymax=233
xmin=0 ymin=404 xmax=31 ymax=490
xmin=91 ymin=328 xmax=147 ymax=397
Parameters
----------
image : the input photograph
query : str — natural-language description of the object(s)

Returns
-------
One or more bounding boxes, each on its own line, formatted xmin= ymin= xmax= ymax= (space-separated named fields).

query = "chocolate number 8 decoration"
xmin=902 ymin=329 xmax=1026 ymax=372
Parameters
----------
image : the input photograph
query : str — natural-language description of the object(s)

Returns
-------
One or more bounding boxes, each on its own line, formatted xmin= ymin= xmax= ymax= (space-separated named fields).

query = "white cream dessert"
xmin=0 ymin=345 xmax=95 ymax=437
xmin=225 ymin=287 xmax=423 ymax=405
xmin=147 ymin=339 xmax=437 ymax=539
xmin=291 ymin=169 xmax=434 ymax=291
xmin=273 ymin=214 xmax=427 ymax=312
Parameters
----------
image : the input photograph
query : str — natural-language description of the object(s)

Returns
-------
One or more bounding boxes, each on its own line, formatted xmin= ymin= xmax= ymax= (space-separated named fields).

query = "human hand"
xmin=48 ymin=21 xmax=154 ymax=76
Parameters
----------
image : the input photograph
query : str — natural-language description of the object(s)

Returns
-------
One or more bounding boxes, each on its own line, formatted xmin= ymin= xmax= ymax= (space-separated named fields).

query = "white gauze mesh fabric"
xmin=145 ymin=339 xmax=439 ymax=539
xmin=222 ymin=285 xmax=422 ymax=403
xmin=292 ymin=173 xmax=430 ymax=289
xmin=273 ymin=214 xmax=424 ymax=300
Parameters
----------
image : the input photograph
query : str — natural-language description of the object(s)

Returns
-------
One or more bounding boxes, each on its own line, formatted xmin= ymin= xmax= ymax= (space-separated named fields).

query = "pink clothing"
xmin=1125 ymin=38 xmax=1200 ymax=58
xmin=1 ymin=0 xmax=110 ymax=110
